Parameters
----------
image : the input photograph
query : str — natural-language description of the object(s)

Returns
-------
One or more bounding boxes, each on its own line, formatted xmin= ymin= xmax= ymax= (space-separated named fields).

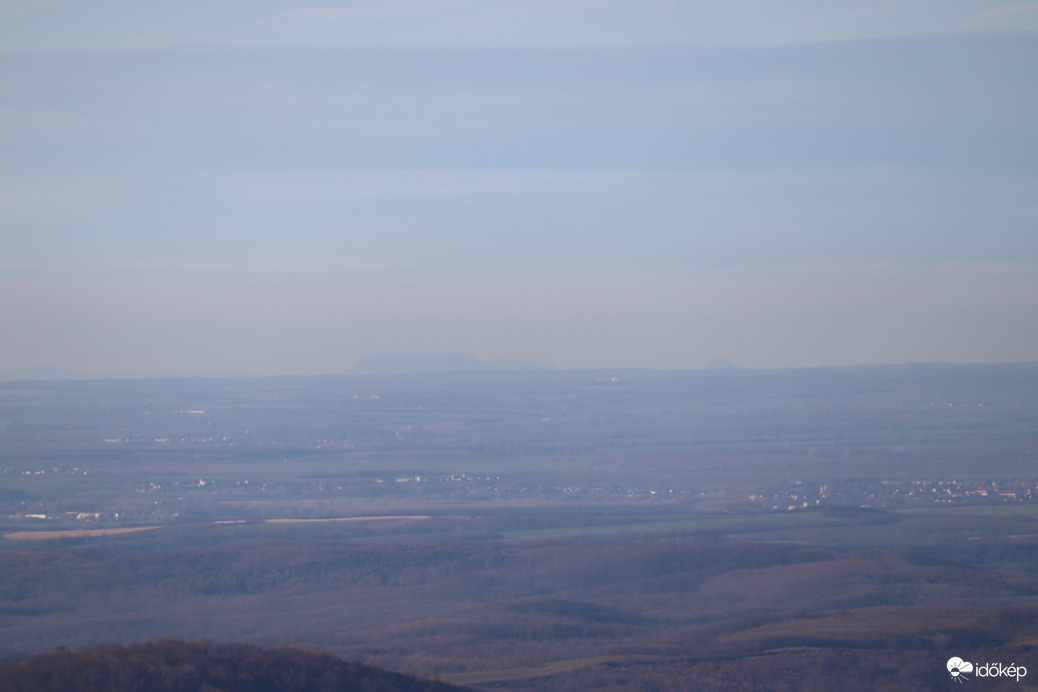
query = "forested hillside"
xmin=0 ymin=639 xmax=468 ymax=692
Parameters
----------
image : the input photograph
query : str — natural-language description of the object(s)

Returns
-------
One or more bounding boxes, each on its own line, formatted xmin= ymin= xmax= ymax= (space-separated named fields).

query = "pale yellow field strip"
xmin=3 ymin=525 xmax=163 ymax=541
xmin=2 ymin=515 xmax=432 ymax=541
xmin=263 ymin=515 xmax=431 ymax=524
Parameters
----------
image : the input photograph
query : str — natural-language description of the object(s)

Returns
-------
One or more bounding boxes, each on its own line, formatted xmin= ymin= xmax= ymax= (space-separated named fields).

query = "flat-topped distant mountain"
xmin=348 ymin=353 xmax=556 ymax=376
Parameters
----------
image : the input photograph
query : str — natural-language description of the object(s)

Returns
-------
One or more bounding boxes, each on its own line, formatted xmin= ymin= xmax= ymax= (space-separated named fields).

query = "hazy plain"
xmin=2 ymin=364 xmax=1038 ymax=689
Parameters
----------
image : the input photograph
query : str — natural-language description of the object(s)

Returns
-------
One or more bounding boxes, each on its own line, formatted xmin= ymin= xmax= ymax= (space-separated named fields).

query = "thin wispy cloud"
xmin=960 ymin=1 xmax=1038 ymax=26
xmin=5 ymin=0 xmax=1038 ymax=53
xmin=0 ymin=0 xmax=94 ymax=18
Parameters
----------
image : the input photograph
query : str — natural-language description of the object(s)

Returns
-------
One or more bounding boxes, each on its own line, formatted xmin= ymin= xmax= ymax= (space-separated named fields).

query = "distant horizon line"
xmin=2 ymin=360 xmax=1036 ymax=382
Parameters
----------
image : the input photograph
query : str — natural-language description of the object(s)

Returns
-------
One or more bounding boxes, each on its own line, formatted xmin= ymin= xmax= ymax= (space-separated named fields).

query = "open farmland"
xmin=2 ymin=364 xmax=1038 ymax=689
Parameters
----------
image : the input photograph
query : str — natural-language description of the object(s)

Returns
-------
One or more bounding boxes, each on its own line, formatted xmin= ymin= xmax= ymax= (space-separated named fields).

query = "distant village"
xmin=744 ymin=477 xmax=1038 ymax=511
xmin=5 ymin=462 xmax=1038 ymax=526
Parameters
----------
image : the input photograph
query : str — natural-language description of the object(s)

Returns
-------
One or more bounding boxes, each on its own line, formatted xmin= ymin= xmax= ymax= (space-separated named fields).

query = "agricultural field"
xmin=2 ymin=364 xmax=1038 ymax=690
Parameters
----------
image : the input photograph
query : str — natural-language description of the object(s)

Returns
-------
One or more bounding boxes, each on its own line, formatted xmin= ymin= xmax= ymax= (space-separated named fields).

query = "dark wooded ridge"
xmin=0 ymin=639 xmax=468 ymax=692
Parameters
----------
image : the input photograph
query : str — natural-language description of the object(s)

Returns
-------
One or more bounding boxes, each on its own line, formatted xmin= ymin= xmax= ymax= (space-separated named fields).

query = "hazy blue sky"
xmin=2 ymin=2 xmax=1037 ymax=375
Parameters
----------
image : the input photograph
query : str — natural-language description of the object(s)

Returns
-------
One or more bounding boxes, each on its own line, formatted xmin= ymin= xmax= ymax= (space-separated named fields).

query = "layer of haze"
xmin=1 ymin=2 xmax=1037 ymax=375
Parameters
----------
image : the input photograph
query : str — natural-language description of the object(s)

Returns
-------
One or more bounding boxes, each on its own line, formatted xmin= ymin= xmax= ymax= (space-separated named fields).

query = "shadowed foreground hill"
xmin=0 ymin=639 xmax=469 ymax=692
